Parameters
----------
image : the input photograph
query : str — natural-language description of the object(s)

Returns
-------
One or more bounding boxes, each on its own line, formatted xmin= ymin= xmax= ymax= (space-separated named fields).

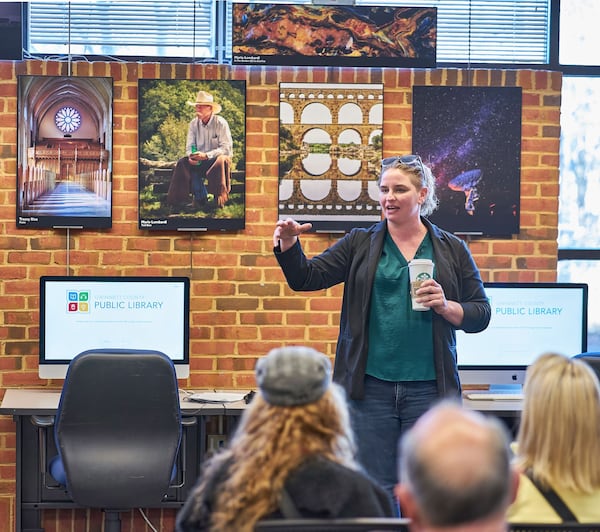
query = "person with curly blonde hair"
xmin=176 ymin=346 xmax=393 ymax=532
xmin=507 ymin=352 xmax=600 ymax=523
xmin=272 ymin=156 xmax=490 ymax=505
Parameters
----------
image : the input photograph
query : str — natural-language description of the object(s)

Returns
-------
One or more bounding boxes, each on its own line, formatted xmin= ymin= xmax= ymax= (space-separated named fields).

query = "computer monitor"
xmin=39 ymin=276 xmax=190 ymax=379
xmin=457 ymin=282 xmax=588 ymax=389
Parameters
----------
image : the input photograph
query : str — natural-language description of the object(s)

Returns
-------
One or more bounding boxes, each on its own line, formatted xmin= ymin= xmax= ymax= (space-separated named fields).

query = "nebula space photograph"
xmin=412 ymin=86 xmax=522 ymax=236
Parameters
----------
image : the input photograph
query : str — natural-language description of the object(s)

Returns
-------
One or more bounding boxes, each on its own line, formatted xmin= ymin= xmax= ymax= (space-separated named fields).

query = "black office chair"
xmin=572 ymin=352 xmax=600 ymax=381
xmin=510 ymin=524 xmax=600 ymax=532
xmin=256 ymin=520 xmax=600 ymax=532
xmin=47 ymin=349 xmax=182 ymax=532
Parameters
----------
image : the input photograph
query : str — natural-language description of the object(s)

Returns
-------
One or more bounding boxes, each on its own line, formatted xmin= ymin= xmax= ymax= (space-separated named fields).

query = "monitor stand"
xmin=464 ymin=383 xmax=523 ymax=402
xmin=488 ymin=384 xmax=523 ymax=394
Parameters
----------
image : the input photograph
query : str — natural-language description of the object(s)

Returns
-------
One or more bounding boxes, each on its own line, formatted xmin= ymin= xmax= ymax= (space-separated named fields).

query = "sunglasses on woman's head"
xmin=381 ymin=155 xmax=425 ymax=176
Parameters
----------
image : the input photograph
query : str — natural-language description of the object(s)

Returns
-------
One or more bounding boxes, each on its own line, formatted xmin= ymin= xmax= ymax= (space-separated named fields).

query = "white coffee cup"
xmin=408 ymin=259 xmax=434 ymax=311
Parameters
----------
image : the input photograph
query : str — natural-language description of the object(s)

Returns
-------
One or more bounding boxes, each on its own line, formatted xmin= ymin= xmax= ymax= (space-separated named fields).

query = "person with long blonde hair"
xmin=507 ymin=352 xmax=600 ymax=522
xmin=176 ymin=346 xmax=393 ymax=532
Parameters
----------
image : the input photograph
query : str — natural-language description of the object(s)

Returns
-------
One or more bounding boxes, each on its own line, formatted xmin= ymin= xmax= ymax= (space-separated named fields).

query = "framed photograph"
xmin=412 ymin=86 xmax=522 ymax=237
xmin=138 ymin=79 xmax=246 ymax=231
xmin=17 ymin=76 xmax=113 ymax=229
xmin=233 ymin=4 xmax=436 ymax=68
xmin=279 ymin=82 xmax=383 ymax=233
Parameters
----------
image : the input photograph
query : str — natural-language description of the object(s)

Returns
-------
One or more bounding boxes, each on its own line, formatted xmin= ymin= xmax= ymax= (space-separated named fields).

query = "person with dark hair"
xmin=175 ymin=346 xmax=394 ymax=532
xmin=272 ymin=155 xmax=491 ymax=504
xmin=396 ymin=401 xmax=518 ymax=531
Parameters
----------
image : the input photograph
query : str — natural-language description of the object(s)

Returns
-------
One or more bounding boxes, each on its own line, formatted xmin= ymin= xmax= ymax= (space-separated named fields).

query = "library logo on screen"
xmin=67 ymin=290 xmax=90 ymax=313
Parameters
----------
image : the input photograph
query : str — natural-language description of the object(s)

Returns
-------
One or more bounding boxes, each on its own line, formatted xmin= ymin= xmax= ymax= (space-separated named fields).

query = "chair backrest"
xmin=54 ymin=348 xmax=182 ymax=508
xmin=572 ymin=352 xmax=600 ymax=381
xmin=510 ymin=524 xmax=600 ymax=532
xmin=255 ymin=518 xmax=411 ymax=531
xmin=256 ymin=520 xmax=600 ymax=532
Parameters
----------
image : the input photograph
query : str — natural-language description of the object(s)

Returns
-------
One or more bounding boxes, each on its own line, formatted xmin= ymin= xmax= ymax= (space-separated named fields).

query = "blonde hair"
xmin=516 ymin=352 xmax=600 ymax=492
xmin=378 ymin=157 xmax=439 ymax=216
xmin=189 ymin=383 xmax=358 ymax=531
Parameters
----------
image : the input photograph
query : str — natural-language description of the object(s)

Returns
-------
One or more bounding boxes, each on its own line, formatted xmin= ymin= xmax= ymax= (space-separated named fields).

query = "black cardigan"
xmin=275 ymin=218 xmax=491 ymax=399
xmin=175 ymin=456 xmax=394 ymax=531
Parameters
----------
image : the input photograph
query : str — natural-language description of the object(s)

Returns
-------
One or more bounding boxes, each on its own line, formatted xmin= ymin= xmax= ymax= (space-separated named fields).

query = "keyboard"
xmin=465 ymin=392 xmax=523 ymax=401
xmin=184 ymin=391 xmax=249 ymax=403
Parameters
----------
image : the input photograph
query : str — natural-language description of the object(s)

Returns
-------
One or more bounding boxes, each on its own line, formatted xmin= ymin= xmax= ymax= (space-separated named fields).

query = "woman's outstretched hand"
xmin=273 ymin=218 xmax=313 ymax=251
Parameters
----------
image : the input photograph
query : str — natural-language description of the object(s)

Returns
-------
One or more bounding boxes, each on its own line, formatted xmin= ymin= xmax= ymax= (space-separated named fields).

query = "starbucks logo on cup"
xmin=416 ymin=272 xmax=431 ymax=282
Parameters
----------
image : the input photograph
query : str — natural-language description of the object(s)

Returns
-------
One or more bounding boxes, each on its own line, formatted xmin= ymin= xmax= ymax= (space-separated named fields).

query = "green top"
xmin=366 ymin=231 xmax=435 ymax=381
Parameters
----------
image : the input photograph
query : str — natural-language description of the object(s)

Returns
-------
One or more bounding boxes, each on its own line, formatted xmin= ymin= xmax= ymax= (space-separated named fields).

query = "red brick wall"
xmin=0 ymin=60 xmax=561 ymax=530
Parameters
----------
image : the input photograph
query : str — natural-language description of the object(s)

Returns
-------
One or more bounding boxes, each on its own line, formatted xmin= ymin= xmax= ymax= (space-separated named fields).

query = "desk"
xmin=0 ymin=388 xmax=247 ymax=532
xmin=463 ymin=396 xmax=523 ymax=437
xmin=463 ymin=397 xmax=523 ymax=416
xmin=0 ymin=388 xmax=521 ymax=417
xmin=1 ymin=390 xmax=521 ymax=532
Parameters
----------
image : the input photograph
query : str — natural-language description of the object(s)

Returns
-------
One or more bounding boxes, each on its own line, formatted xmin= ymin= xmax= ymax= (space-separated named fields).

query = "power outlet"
xmin=207 ymin=434 xmax=227 ymax=452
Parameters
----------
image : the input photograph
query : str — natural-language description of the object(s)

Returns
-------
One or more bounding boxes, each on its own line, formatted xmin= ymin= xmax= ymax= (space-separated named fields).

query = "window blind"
xmin=359 ymin=0 xmax=550 ymax=64
xmin=27 ymin=1 xmax=216 ymax=60
xmin=27 ymin=0 xmax=550 ymax=65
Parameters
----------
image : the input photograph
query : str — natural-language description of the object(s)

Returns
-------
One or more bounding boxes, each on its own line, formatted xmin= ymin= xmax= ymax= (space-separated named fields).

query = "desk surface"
xmin=0 ymin=388 xmax=522 ymax=417
xmin=463 ymin=396 xmax=522 ymax=415
xmin=0 ymin=388 xmax=248 ymax=416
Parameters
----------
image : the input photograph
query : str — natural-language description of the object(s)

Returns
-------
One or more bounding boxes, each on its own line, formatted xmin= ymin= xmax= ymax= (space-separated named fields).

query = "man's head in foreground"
xmin=396 ymin=401 xmax=519 ymax=532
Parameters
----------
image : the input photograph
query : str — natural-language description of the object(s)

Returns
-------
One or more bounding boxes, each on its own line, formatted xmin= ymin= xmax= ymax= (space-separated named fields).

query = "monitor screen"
xmin=39 ymin=276 xmax=190 ymax=379
xmin=457 ymin=282 xmax=588 ymax=388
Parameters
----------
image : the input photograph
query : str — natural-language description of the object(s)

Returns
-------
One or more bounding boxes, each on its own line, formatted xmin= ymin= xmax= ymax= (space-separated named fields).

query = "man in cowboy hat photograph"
xmin=167 ymin=89 xmax=233 ymax=209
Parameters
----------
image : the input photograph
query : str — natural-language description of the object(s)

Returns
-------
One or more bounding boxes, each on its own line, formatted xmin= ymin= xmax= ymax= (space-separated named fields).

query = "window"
xmin=558 ymin=260 xmax=600 ymax=350
xmin=27 ymin=1 xmax=218 ymax=61
xmin=26 ymin=0 xmax=551 ymax=65
xmin=557 ymin=0 xmax=600 ymax=351
xmin=559 ymin=0 xmax=600 ymax=66
xmin=558 ymin=78 xmax=600 ymax=351
xmin=426 ymin=0 xmax=549 ymax=64
xmin=558 ymin=77 xmax=600 ymax=250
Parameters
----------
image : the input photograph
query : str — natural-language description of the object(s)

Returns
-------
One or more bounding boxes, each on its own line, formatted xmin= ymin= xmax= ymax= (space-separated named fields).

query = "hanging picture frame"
xmin=278 ymin=82 xmax=383 ymax=233
xmin=138 ymin=79 xmax=246 ymax=232
xmin=16 ymin=75 xmax=113 ymax=229
xmin=412 ymin=85 xmax=522 ymax=237
xmin=233 ymin=4 xmax=437 ymax=68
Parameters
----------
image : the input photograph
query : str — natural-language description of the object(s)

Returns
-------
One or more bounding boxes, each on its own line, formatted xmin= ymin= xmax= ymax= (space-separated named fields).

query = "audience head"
xmin=255 ymin=344 xmax=332 ymax=406
xmin=396 ymin=400 xmax=517 ymax=532
xmin=191 ymin=345 xmax=357 ymax=531
xmin=242 ymin=345 xmax=355 ymax=461
xmin=516 ymin=352 xmax=600 ymax=493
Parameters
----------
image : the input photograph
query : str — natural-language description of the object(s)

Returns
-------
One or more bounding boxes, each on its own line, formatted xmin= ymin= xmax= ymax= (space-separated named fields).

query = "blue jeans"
xmin=348 ymin=376 xmax=438 ymax=512
xmin=190 ymin=158 xmax=214 ymax=201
